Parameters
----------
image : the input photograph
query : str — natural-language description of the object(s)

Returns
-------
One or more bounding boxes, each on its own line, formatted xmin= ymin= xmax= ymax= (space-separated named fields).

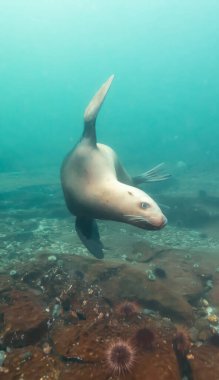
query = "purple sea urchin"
xmin=106 ymin=339 xmax=135 ymax=374
xmin=173 ymin=326 xmax=191 ymax=355
xmin=116 ymin=301 xmax=140 ymax=317
xmin=133 ymin=328 xmax=155 ymax=350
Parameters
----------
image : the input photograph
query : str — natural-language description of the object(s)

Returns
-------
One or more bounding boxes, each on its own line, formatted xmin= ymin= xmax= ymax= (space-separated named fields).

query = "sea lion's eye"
xmin=141 ymin=202 xmax=150 ymax=209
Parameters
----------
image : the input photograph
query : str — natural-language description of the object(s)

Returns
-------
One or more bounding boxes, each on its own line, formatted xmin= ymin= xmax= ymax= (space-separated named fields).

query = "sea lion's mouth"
xmin=124 ymin=215 xmax=167 ymax=230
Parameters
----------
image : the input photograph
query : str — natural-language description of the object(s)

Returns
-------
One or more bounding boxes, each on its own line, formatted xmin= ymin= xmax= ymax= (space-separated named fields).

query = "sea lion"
xmin=61 ymin=75 xmax=168 ymax=259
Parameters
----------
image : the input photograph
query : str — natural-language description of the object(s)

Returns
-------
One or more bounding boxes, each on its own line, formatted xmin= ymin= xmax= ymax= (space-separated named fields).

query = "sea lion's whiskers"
xmin=124 ymin=215 xmax=148 ymax=223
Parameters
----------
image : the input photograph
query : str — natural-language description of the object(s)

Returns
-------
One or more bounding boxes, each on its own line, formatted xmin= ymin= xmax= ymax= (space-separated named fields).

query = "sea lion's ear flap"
xmin=75 ymin=216 xmax=104 ymax=259
xmin=82 ymin=75 xmax=114 ymax=145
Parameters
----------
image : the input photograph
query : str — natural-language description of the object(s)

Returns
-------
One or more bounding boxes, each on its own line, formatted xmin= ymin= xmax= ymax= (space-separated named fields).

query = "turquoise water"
xmin=1 ymin=3 xmax=219 ymax=377
xmin=0 ymin=0 xmax=219 ymax=172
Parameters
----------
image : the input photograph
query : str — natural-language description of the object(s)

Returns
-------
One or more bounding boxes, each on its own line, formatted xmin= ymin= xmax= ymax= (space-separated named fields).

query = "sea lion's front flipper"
xmin=132 ymin=163 xmax=171 ymax=185
xmin=83 ymin=75 xmax=114 ymax=145
xmin=75 ymin=216 xmax=104 ymax=259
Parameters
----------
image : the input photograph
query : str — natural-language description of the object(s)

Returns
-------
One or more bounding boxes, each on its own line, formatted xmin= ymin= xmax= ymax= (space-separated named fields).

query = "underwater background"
xmin=1 ymin=1 xmax=219 ymax=379
xmin=1 ymin=0 xmax=219 ymax=172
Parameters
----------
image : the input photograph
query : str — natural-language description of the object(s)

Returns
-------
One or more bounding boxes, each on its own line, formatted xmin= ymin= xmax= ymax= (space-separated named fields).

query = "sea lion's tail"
xmin=83 ymin=75 xmax=114 ymax=144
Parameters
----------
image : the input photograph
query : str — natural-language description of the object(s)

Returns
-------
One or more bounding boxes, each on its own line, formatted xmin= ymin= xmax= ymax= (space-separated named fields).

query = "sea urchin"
xmin=133 ymin=327 xmax=155 ymax=350
xmin=116 ymin=301 xmax=140 ymax=317
xmin=173 ymin=325 xmax=191 ymax=356
xmin=106 ymin=339 xmax=135 ymax=374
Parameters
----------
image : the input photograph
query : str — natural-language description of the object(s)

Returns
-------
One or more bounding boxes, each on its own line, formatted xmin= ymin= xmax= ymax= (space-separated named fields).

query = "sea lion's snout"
xmin=147 ymin=211 xmax=167 ymax=230
xmin=157 ymin=214 xmax=168 ymax=228
xmin=140 ymin=195 xmax=168 ymax=230
xmin=162 ymin=215 xmax=168 ymax=226
xmin=145 ymin=214 xmax=167 ymax=230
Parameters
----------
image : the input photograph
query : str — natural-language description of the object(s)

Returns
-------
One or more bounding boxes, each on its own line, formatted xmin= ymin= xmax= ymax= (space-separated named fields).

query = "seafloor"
xmin=0 ymin=167 xmax=219 ymax=379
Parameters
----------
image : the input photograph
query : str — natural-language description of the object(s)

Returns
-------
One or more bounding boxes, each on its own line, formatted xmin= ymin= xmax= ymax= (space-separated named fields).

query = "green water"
xmin=0 ymin=5 xmax=219 ymax=376
xmin=0 ymin=0 xmax=219 ymax=173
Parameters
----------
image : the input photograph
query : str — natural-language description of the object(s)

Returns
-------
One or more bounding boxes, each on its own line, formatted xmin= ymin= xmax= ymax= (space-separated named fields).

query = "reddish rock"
xmin=68 ymin=244 xmax=208 ymax=324
xmin=4 ymin=346 xmax=61 ymax=380
xmin=1 ymin=290 xmax=49 ymax=348
xmin=0 ymin=246 xmax=218 ymax=378
xmin=52 ymin=311 xmax=158 ymax=360
xmin=59 ymin=365 xmax=106 ymax=380
xmin=190 ymin=344 xmax=219 ymax=379
xmin=131 ymin=350 xmax=180 ymax=380
xmin=89 ymin=262 xmax=195 ymax=323
xmin=1 ymin=247 xmax=213 ymax=330
xmin=15 ymin=251 xmax=204 ymax=324
xmin=52 ymin=322 xmax=106 ymax=362
xmin=0 ymin=329 xmax=183 ymax=380
xmin=51 ymin=315 xmax=180 ymax=380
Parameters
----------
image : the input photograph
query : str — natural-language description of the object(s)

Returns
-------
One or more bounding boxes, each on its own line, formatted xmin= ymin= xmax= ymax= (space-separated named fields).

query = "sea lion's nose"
xmin=161 ymin=215 xmax=168 ymax=227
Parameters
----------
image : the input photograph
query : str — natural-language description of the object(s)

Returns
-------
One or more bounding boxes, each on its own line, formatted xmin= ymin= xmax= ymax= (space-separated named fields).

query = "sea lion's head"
xmin=120 ymin=186 xmax=167 ymax=230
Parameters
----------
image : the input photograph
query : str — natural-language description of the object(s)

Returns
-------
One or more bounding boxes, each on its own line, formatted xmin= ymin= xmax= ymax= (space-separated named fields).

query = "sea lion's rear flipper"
xmin=75 ymin=216 xmax=104 ymax=259
xmin=133 ymin=163 xmax=171 ymax=185
xmin=83 ymin=75 xmax=114 ymax=145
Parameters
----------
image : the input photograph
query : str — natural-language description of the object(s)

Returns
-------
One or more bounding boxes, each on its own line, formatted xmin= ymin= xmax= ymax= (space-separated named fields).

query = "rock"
xmin=0 ymin=350 xmax=6 ymax=366
xmin=190 ymin=344 xmax=219 ymax=379
xmin=13 ymin=250 xmax=205 ymax=324
xmin=209 ymin=277 xmax=219 ymax=307
xmin=126 ymin=241 xmax=159 ymax=262
xmin=48 ymin=255 xmax=57 ymax=262
xmin=4 ymin=346 xmax=61 ymax=380
xmin=0 ymin=275 xmax=13 ymax=293
xmin=1 ymin=290 xmax=49 ymax=348
xmin=98 ymin=264 xmax=195 ymax=323
xmin=9 ymin=270 xmax=17 ymax=277
xmin=1 ymin=247 xmax=213 ymax=328
xmin=131 ymin=349 xmax=180 ymax=380
xmin=51 ymin=316 xmax=180 ymax=380
xmin=0 ymin=247 xmax=219 ymax=379
xmin=77 ymin=251 xmax=197 ymax=323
